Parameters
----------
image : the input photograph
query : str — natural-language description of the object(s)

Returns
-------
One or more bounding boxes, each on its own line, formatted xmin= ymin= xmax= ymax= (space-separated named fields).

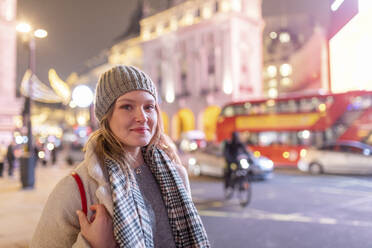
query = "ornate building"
xmin=0 ymin=0 xmax=22 ymax=143
xmin=108 ymin=0 xmax=264 ymax=140
xmin=262 ymin=14 xmax=329 ymax=98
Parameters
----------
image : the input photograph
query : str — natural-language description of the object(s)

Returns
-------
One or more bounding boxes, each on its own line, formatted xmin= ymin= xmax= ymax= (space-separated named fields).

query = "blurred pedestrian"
xmin=40 ymin=144 xmax=49 ymax=166
xmin=31 ymin=65 xmax=210 ymax=248
xmin=6 ymin=141 xmax=15 ymax=177
xmin=0 ymin=142 xmax=6 ymax=177
xmin=33 ymin=144 xmax=40 ymax=167
xmin=51 ymin=147 xmax=57 ymax=165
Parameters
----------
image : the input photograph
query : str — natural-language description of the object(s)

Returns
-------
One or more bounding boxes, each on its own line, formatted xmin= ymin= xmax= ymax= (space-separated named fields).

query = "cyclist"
xmin=222 ymin=131 xmax=249 ymax=189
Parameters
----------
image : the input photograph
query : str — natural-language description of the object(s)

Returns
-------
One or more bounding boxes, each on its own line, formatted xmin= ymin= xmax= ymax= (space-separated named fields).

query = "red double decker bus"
xmin=216 ymin=91 xmax=372 ymax=167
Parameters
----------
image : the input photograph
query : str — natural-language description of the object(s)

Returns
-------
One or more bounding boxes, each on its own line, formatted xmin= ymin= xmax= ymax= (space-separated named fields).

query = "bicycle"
xmin=224 ymin=153 xmax=252 ymax=207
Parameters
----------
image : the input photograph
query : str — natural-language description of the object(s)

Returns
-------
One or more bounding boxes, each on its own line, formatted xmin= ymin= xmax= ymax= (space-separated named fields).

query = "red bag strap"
xmin=71 ymin=171 xmax=88 ymax=215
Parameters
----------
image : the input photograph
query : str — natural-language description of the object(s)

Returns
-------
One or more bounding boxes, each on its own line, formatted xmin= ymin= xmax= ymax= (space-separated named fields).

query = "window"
xmin=275 ymin=100 xmax=298 ymax=113
xmin=258 ymin=132 xmax=278 ymax=146
xmin=320 ymin=144 xmax=336 ymax=151
xmin=205 ymin=144 xmax=222 ymax=156
xmin=299 ymin=98 xmax=316 ymax=112
xmin=222 ymin=106 xmax=234 ymax=117
xmin=251 ymin=103 xmax=261 ymax=114
xmin=234 ymin=105 xmax=246 ymax=115
xmin=349 ymin=95 xmax=372 ymax=110
xmin=242 ymin=132 xmax=259 ymax=145
xmin=340 ymin=144 xmax=370 ymax=155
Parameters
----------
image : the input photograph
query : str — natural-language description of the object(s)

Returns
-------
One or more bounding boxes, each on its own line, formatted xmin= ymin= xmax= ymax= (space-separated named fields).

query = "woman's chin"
xmin=125 ymin=138 xmax=152 ymax=148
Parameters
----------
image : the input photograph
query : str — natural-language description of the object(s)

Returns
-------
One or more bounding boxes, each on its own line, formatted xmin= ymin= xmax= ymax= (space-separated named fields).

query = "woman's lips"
xmin=131 ymin=128 xmax=148 ymax=134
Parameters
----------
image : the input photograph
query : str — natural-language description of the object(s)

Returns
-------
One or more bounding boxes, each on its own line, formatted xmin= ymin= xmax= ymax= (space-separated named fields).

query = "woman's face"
xmin=109 ymin=90 xmax=157 ymax=151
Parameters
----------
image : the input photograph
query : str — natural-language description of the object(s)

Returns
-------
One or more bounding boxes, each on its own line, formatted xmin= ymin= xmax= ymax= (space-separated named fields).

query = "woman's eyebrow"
xmin=116 ymin=98 xmax=135 ymax=103
xmin=116 ymin=98 xmax=155 ymax=104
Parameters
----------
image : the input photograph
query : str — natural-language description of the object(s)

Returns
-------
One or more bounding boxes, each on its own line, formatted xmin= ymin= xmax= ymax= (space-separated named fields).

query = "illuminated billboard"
xmin=329 ymin=0 xmax=372 ymax=92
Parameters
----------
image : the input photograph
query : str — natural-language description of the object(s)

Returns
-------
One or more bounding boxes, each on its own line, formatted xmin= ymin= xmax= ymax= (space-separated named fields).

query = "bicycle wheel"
xmin=238 ymin=179 xmax=252 ymax=207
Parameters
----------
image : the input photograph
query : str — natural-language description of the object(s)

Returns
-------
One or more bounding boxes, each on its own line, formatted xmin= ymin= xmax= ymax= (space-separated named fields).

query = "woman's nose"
xmin=134 ymin=108 xmax=147 ymax=122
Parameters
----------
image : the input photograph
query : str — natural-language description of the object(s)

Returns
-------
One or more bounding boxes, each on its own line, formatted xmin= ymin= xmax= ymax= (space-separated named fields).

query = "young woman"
xmin=31 ymin=65 xmax=210 ymax=248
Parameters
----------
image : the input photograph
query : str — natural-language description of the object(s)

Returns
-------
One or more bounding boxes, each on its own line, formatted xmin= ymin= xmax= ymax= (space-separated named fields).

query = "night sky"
xmin=16 ymin=0 xmax=330 ymax=86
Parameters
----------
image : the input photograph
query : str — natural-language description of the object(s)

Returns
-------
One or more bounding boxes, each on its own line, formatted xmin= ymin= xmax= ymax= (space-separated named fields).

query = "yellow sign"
xmin=236 ymin=113 xmax=321 ymax=130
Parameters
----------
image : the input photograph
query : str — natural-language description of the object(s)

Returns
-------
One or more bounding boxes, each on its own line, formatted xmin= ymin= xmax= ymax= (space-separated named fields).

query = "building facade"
xmin=262 ymin=14 xmax=330 ymax=98
xmin=109 ymin=0 xmax=264 ymax=141
xmin=0 ymin=0 xmax=22 ymax=143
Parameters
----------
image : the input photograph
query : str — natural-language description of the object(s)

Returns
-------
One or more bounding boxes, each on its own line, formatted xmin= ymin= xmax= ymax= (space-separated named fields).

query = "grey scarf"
xmin=106 ymin=146 xmax=210 ymax=248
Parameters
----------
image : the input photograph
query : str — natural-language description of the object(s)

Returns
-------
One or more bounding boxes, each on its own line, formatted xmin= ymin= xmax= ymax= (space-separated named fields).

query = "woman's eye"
xmin=120 ymin=104 xmax=132 ymax=110
xmin=145 ymin=104 xmax=155 ymax=110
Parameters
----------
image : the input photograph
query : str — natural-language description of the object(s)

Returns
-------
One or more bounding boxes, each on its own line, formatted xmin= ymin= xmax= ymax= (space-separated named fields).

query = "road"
xmin=2 ymin=161 xmax=372 ymax=248
xmin=192 ymin=169 xmax=372 ymax=248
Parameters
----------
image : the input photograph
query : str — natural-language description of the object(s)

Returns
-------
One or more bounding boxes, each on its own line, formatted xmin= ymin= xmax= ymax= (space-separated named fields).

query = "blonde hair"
xmin=84 ymin=102 xmax=181 ymax=188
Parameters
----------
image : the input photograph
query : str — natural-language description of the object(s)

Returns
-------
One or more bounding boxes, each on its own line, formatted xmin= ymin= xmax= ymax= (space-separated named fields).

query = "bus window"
xmin=259 ymin=103 xmax=267 ymax=114
xmin=311 ymin=131 xmax=324 ymax=147
xmin=222 ymin=106 xmax=234 ymax=117
xmin=362 ymin=95 xmax=372 ymax=109
xmin=241 ymin=131 xmax=259 ymax=145
xmin=288 ymin=100 xmax=298 ymax=113
xmin=275 ymin=100 xmax=297 ymax=113
xmin=349 ymin=96 xmax=364 ymax=110
xmin=332 ymin=124 xmax=346 ymax=138
xmin=266 ymin=99 xmax=276 ymax=113
xmin=235 ymin=105 xmax=246 ymax=115
xmin=243 ymin=102 xmax=251 ymax=113
xmin=297 ymin=130 xmax=312 ymax=146
xmin=311 ymin=97 xmax=319 ymax=103
xmin=278 ymin=101 xmax=284 ymax=113
xmin=289 ymin=132 xmax=299 ymax=145
xmin=251 ymin=104 xmax=260 ymax=114
xmin=278 ymin=132 xmax=291 ymax=145
xmin=350 ymin=95 xmax=372 ymax=110
xmin=258 ymin=132 xmax=278 ymax=146
xmin=326 ymin=96 xmax=334 ymax=104
xmin=299 ymin=98 xmax=315 ymax=112
xmin=276 ymin=101 xmax=285 ymax=113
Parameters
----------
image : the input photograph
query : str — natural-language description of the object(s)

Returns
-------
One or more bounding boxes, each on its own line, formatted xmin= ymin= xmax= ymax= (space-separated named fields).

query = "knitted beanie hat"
xmin=94 ymin=65 xmax=157 ymax=122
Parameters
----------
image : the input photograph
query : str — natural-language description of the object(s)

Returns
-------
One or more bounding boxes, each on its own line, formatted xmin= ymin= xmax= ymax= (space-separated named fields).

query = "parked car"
xmin=297 ymin=140 xmax=372 ymax=175
xmin=186 ymin=144 xmax=274 ymax=180
xmin=178 ymin=130 xmax=207 ymax=153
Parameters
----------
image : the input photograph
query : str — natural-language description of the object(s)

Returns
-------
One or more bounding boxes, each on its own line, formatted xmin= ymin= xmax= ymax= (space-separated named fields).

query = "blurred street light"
xmin=16 ymin=21 xmax=47 ymax=189
xmin=34 ymin=29 xmax=48 ymax=38
xmin=72 ymin=85 xmax=93 ymax=108
xmin=71 ymin=85 xmax=96 ymax=130
xmin=16 ymin=22 xmax=31 ymax=33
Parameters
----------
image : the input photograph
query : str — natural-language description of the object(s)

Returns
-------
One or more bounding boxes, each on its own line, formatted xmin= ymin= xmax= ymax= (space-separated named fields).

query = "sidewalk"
xmin=0 ymin=159 xmax=76 ymax=247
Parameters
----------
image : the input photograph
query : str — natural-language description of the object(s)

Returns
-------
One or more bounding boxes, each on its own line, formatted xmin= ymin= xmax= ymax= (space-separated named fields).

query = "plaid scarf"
xmin=106 ymin=146 xmax=210 ymax=248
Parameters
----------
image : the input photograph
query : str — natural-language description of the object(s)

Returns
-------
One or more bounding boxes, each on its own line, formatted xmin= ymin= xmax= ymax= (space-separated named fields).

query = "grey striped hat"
xmin=94 ymin=65 xmax=157 ymax=122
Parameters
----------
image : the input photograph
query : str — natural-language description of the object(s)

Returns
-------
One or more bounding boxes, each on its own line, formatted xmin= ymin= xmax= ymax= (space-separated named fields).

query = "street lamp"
xmin=16 ymin=22 xmax=47 ymax=189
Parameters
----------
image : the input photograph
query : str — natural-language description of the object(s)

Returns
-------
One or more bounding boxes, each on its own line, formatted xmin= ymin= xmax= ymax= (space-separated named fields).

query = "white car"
xmin=178 ymin=130 xmax=207 ymax=153
xmin=186 ymin=144 xmax=274 ymax=180
xmin=298 ymin=141 xmax=372 ymax=175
